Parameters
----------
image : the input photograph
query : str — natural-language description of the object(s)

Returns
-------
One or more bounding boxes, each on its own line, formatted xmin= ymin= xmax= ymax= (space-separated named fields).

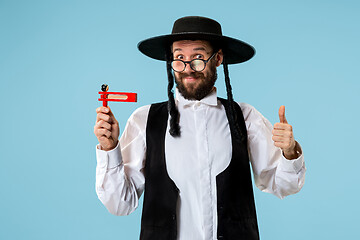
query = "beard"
xmin=175 ymin=62 xmax=218 ymax=100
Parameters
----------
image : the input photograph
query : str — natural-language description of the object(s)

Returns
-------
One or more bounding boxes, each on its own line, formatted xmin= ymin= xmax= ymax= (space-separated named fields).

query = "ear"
xmin=215 ymin=49 xmax=224 ymax=67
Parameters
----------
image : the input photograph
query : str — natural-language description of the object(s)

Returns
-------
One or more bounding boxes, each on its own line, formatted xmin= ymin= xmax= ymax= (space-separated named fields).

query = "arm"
xmin=240 ymin=103 xmax=306 ymax=199
xmin=94 ymin=105 xmax=150 ymax=215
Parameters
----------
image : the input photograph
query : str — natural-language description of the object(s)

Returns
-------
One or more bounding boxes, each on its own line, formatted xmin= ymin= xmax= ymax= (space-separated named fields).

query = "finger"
xmin=272 ymin=135 xmax=293 ymax=144
xmin=272 ymin=128 xmax=293 ymax=136
xmin=274 ymin=141 xmax=293 ymax=150
xmin=96 ymin=120 xmax=112 ymax=130
xmin=273 ymin=123 xmax=292 ymax=131
xmin=107 ymin=109 xmax=119 ymax=127
xmin=96 ymin=106 xmax=110 ymax=114
xmin=272 ymin=135 xmax=285 ymax=142
xmin=97 ymin=107 xmax=118 ymax=123
xmin=272 ymin=129 xmax=292 ymax=137
xmin=107 ymin=107 xmax=116 ymax=118
xmin=96 ymin=113 xmax=111 ymax=123
xmin=278 ymin=105 xmax=288 ymax=124
xmin=274 ymin=141 xmax=287 ymax=149
xmin=95 ymin=128 xmax=112 ymax=138
xmin=272 ymin=129 xmax=283 ymax=136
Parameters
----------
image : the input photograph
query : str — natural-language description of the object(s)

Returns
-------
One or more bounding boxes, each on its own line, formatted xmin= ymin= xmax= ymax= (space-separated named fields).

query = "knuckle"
xmin=103 ymin=130 xmax=110 ymax=137
xmin=94 ymin=129 xmax=101 ymax=137
xmin=99 ymin=136 xmax=107 ymax=142
xmin=94 ymin=124 xmax=100 ymax=132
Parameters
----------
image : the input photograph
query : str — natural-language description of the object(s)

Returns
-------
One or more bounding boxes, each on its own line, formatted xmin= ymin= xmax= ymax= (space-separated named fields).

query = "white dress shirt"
xmin=95 ymin=88 xmax=306 ymax=240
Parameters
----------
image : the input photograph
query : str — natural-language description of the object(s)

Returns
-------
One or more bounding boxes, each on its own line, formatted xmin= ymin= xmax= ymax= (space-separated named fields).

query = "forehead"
xmin=172 ymin=40 xmax=212 ymax=52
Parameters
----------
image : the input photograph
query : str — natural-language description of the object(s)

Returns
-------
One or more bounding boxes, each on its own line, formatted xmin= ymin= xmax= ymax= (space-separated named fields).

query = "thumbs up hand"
xmin=272 ymin=106 xmax=299 ymax=160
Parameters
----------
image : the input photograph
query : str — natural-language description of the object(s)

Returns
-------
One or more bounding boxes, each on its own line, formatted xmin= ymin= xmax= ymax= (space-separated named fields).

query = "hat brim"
xmin=137 ymin=32 xmax=255 ymax=64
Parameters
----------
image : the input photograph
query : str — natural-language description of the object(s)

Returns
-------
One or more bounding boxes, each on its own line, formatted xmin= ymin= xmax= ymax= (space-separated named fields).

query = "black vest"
xmin=140 ymin=98 xmax=259 ymax=240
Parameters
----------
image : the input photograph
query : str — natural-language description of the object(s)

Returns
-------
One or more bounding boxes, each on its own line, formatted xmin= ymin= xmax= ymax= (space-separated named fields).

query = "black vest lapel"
xmin=217 ymin=98 xmax=260 ymax=240
xmin=140 ymin=101 xmax=178 ymax=240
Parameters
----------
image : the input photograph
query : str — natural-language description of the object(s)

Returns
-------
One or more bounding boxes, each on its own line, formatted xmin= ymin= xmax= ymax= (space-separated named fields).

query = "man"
xmin=94 ymin=16 xmax=305 ymax=240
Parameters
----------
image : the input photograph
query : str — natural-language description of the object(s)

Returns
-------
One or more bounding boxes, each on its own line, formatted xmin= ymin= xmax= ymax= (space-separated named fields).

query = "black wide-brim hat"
xmin=138 ymin=16 xmax=255 ymax=64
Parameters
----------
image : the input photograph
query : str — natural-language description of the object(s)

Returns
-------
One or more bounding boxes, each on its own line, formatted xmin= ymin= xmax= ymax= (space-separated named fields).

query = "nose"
xmin=184 ymin=62 xmax=195 ymax=73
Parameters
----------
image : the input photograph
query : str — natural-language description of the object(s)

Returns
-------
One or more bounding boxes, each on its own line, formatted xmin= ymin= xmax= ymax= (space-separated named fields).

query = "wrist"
xmin=100 ymin=140 xmax=118 ymax=151
xmin=283 ymin=150 xmax=297 ymax=160
xmin=283 ymin=141 xmax=301 ymax=160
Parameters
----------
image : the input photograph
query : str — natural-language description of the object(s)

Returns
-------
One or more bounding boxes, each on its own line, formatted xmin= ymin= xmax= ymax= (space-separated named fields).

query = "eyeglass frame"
xmin=171 ymin=52 xmax=217 ymax=73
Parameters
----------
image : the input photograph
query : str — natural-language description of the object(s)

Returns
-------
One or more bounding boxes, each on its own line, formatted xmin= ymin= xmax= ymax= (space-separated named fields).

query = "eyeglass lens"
xmin=172 ymin=59 xmax=205 ymax=72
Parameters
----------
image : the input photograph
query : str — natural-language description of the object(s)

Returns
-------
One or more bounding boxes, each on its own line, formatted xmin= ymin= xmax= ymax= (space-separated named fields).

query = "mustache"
xmin=178 ymin=72 xmax=205 ymax=79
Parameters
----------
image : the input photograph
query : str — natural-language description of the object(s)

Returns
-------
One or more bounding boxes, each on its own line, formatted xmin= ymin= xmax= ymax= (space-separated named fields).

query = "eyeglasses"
xmin=171 ymin=52 xmax=216 ymax=73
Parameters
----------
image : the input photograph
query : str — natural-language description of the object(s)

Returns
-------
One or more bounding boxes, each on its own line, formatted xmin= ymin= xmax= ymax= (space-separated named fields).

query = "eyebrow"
xmin=173 ymin=47 xmax=209 ymax=53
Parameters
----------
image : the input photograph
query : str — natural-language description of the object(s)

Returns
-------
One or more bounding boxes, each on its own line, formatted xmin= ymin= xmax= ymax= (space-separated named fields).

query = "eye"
xmin=175 ymin=54 xmax=184 ymax=60
xmin=195 ymin=54 xmax=204 ymax=59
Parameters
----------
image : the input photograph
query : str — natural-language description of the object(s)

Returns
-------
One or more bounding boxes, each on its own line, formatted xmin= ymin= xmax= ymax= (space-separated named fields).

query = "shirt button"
xmin=193 ymin=102 xmax=201 ymax=110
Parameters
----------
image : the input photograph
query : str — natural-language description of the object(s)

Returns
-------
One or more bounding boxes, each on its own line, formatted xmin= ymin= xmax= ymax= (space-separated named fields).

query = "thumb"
xmin=278 ymin=105 xmax=288 ymax=124
xmin=108 ymin=107 xmax=118 ymax=122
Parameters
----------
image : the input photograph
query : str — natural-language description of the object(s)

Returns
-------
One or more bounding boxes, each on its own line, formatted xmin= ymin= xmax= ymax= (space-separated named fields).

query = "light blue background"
xmin=1 ymin=0 xmax=359 ymax=239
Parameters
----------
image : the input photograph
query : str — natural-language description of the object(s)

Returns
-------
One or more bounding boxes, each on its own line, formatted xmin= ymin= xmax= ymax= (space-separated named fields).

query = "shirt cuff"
xmin=96 ymin=141 xmax=122 ymax=169
xmin=279 ymin=143 xmax=304 ymax=174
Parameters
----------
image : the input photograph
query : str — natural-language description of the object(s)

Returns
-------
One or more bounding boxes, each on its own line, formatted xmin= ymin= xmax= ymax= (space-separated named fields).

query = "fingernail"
xmin=104 ymin=108 xmax=109 ymax=112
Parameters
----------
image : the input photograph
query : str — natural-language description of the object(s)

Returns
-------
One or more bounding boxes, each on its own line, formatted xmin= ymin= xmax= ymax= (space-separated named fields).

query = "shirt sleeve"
xmin=239 ymin=103 xmax=306 ymax=199
xmin=95 ymin=105 xmax=150 ymax=215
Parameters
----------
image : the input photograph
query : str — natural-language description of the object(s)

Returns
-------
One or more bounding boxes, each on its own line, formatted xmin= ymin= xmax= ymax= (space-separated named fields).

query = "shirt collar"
xmin=175 ymin=87 xmax=218 ymax=107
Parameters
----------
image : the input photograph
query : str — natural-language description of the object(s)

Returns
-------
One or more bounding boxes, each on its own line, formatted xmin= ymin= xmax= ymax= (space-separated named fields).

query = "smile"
xmin=184 ymin=77 xmax=198 ymax=83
